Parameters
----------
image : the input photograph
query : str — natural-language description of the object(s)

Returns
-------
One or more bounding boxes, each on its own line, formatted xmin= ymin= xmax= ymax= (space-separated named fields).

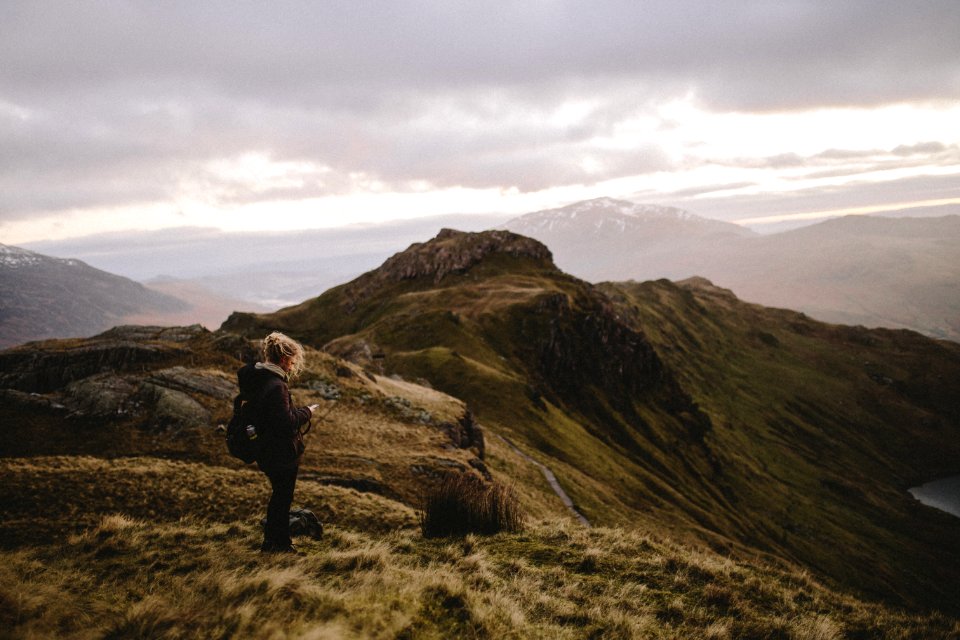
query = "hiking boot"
xmin=260 ymin=541 xmax=304 ymax=555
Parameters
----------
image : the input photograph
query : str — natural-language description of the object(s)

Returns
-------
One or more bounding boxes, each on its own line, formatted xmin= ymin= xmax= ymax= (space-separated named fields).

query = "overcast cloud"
xmin=2 ymin=0 xmax=959 ymax=240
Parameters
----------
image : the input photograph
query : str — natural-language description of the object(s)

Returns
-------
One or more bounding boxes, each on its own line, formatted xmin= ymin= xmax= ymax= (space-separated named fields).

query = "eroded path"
xmin=494 ymin=433 xmax=591 ymax=527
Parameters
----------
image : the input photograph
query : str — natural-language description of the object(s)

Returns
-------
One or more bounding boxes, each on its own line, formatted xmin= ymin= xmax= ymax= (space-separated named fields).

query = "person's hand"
xmin=308 ymin=403 xmax=320 ymax=415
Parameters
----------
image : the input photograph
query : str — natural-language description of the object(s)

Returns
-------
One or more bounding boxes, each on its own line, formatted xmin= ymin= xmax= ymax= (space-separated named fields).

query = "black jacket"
xmin=237 ymin=363 xmax=311 ymax=470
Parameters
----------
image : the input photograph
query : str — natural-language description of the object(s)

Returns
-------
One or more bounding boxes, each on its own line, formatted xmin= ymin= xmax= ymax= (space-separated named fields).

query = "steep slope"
xmin=499 ymin=199 xmax=960 ymax=341
xmin=223 ymin=230 xmax=729 ymax=536
xmin=600 ymin=277 xmax=960 ymax=610
xmin=223 ymin=229 xmax=960 ymax=612
xmin=0 ymin=244 xmax=189 ymax=348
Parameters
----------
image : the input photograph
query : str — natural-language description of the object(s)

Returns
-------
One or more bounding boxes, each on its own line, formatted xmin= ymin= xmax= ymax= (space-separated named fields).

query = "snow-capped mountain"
xmin=500 ymin=197 xmax=755 ymax=283
xmin=1 ymin=244 xmax=73 ymax=269
xmin=0 ymin=244 xmax=189 ymax=348
xmin=502 ymin=197 xmax=746 ymax=237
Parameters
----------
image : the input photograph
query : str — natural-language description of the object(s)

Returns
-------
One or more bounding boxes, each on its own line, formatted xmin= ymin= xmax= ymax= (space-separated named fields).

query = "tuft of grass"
xmin=419 ymin=473 xmax=525 ymax=538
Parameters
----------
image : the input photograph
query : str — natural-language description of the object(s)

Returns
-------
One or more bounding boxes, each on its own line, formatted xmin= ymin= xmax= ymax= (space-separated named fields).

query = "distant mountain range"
xmin=22 ymin=213 xmax=512 ymax=309
xmin=0 ymin=244 xmax=193 ymax=348
xmin=10 ymin=197 xmax=959 ymax=345
xmin=501 ymin=198 xmax=960 ymax=341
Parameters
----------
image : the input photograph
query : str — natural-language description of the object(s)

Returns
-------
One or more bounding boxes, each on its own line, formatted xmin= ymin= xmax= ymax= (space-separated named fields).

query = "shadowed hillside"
xmin=0 ymin=244 xmax=190 ymax=348
xmin=600 ymin=277 xmax=960 ymax=609
xmin=224 ymin=228 xmax=960 ymax=613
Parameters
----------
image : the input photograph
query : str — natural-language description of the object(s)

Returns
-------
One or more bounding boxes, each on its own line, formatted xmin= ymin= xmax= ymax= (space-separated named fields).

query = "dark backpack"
xmin=225 ymin=392 xmax=264 ymax=463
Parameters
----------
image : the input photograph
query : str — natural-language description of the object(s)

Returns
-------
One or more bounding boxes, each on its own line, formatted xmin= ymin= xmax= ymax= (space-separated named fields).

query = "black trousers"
xmin=263 ymin=464 xmax=298 ymax=548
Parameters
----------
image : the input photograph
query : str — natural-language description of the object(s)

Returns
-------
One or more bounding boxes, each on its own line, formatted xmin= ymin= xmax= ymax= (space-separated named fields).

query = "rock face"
xmin=340 ymin=229 xmax=555 ymax=309
xmin=377 ymin=229 xmax=553 ymax=283
xmin=440 ymin=410 xmax=485 ymax=459
xmin=0 ymin=325 xmax=209 ymax=393
xmin=0 ymin=325 xmax=244 ymax=432
xmin=139 ymin=383 xmax=210 ymax=429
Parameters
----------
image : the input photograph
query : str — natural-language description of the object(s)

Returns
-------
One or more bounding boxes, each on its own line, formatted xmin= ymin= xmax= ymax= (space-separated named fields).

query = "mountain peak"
xmin=372 ymin=228 xmax=554 ymax=285
xmin=501 ymin=197 xmax=710 ymax=237
xmin=1 ymin=243 xmax=84 ymax=270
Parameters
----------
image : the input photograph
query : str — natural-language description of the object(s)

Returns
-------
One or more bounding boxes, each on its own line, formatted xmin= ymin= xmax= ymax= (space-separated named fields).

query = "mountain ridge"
xmin=499 ymin=199 xmax=960 ymax=341
xmin=223 ymin=227 xmax=960 ymax=612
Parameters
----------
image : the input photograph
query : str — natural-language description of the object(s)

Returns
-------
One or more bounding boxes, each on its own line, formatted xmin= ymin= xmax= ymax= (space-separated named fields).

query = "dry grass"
xmin=418 ymin=473 xmax=525 ymax=538
xmin=2 ymin=515 xmax=956 ymax=639
xmin=0 ymin=456 xmax=416 ymax=548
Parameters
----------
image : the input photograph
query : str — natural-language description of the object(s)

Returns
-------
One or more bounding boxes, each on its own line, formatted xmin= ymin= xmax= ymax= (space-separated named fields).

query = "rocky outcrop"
xmin=377 ymin=229 xmax=553 ymax=283
xmin=139 ymin=382 xmax=210 ymax=429
xmin=322 ymin=337 xmax=385 ymax=373
xmin=521 ymin=290 xmax=664 ymax=399
xmin=505 ymin=287 xmax=713 ymax=449
xmin=439 ymin=410 xmax=485 ymax=459
xmin=147 ymin=366 xmax=235 ymax=400
xmin=0 ymin=325 xmax=240 ymax=433
xmin=341 ymin=229 xmax=555 ymax=309
xmin=63 ymin=374 xmax=139 ymax=418
xmin=0 ymin=325 xmax=209 ymax=393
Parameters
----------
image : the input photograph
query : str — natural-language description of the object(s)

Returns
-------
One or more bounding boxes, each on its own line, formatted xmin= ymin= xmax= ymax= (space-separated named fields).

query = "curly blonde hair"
xmin=261 ymin=331 xmax=305 ymax=378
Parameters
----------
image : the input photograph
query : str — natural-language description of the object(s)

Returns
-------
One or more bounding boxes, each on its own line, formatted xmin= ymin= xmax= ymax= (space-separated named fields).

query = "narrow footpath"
xmin=494 ymin=433 xmax=591 ymax=527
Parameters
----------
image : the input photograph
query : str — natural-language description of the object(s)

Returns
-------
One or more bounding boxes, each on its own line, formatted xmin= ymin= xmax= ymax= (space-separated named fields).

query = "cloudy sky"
xmin=3 ymin=0 xmax=959 ymax=244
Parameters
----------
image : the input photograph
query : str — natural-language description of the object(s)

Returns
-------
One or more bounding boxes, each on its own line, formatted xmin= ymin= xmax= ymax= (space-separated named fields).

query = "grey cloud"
xmin=706 ymin=142 xmax=960 ymax=175
xmin=667 ymin=173 xmax=960 ymax=223
xmin=4 ymin=1 xmax=957 ymax=107
xmin=892 ymin=142 xmax=950 ymax=156
xmin=814 ymin=149 xmax=881 ymax=161
xmin=658 ymin=182 xmax=758 ymax=199
xmin=1 ymin=0 xmax=959 ymax=221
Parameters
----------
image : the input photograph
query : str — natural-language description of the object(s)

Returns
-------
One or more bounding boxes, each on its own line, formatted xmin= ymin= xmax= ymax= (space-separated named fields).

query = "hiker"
xmin=237 ymin=331 xmax=318 ymax=553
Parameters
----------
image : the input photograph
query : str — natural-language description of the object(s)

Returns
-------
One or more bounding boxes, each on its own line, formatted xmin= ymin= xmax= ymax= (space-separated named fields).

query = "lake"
xmin=909 ymin=475 xmax=960 ymax=519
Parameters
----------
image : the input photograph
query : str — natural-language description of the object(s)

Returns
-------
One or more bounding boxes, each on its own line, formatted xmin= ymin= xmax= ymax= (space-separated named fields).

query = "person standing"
xmin=237 ymin=332 xmax=317 ymax=553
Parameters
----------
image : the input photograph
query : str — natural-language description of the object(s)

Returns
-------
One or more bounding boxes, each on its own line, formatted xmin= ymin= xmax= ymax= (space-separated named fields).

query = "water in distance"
xmin=909 ymin=475 xmax=960 ymax=519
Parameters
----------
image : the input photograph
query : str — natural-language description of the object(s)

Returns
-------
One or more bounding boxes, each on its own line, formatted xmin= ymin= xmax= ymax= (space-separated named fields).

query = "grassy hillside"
xmin=600 ymin=278 xmax=960 ymax=609
xmin=223 ymin=233 xmax=733 ymax=540
xmin=223 ymin=229 xmax=960 ymax=615
xmin=5 ymin=330 xmax=956 ymax=636
xmin=4 ymin=468 xmax=957 ymax=639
